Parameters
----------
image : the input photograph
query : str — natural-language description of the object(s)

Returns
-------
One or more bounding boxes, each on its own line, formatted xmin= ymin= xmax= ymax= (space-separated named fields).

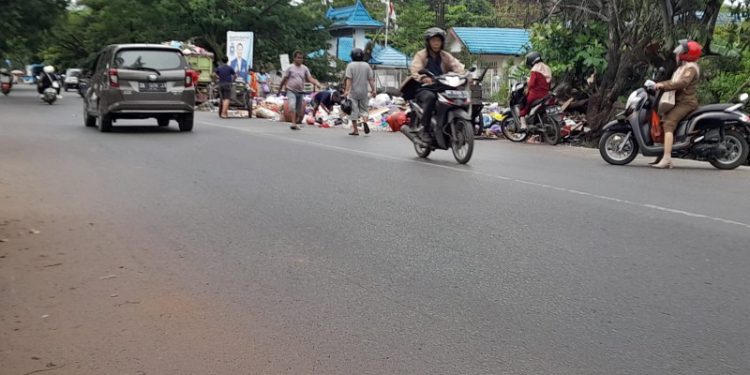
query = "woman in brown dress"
xmin=652 ymin=40 xmax=703 ymax=169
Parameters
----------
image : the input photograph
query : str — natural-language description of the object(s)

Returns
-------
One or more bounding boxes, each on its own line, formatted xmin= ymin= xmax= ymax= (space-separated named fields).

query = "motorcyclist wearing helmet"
xmin=37 ymin=65 xmax=61 ymax=96
xmin=651 ymin=40 xmax=702 ymax=169
xmin=518 ymin=51 xmax=552 ymax=131
xmin=410 ymin=27 xmax=465 ymax=143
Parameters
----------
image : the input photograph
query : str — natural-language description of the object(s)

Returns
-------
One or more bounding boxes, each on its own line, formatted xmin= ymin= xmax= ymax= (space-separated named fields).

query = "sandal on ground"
xmin=290 ymin=125 xmax=300 ymax=130
xmin=363 ymin=123 xmax=370 ymax=134
xmin=348 ymin=132 xmax=359 ymax=136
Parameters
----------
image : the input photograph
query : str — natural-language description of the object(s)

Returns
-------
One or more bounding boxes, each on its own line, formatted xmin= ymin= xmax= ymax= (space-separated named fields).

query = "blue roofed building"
xmin=446 ymin=27 xmax=531 ymax=95
xmin=322 ymin=1 xmax=412 ymax=90
xmin=325 ymin=0 xmax=383 ymax=60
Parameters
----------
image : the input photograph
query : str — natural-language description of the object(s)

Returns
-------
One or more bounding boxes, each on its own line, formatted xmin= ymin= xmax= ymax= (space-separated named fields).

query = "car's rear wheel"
xmin=99 ymin=114 xmax=113 ymax=132
xmin=84 ymin=108 xmax=96 ymax=127
xmin=178 ymin=113 xmax=194 ymax=132
xmin=157 ymin=116 xmax=170 ymax=127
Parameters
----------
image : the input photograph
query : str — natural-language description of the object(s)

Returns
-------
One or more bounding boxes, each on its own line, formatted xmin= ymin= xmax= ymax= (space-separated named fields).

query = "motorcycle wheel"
xmin=501 ymin=117 xmax=528 ymax=143
xmin=709 ymin=130 xmax=749 ymax=170
xmin=414 ymin=141 xmax=431 ymax=158
xmin=543 ymin=116 xmax=561 ymax=145
xmin=599 ymin=130 xmax=639 ymax=165
xmin=452 ymin=119 xmax=474 ymax=164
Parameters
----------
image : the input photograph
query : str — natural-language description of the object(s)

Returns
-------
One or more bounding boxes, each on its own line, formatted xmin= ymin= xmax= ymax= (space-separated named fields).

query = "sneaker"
xmin=419 ymin=132 xmax=433 ymax=144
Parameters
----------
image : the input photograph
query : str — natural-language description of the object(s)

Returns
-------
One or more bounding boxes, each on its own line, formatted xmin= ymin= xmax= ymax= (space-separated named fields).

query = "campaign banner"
xmin=227 ymin=31 xmax=254 ymax=82
xmin=279 ymin=54 xmax=290 ymax=73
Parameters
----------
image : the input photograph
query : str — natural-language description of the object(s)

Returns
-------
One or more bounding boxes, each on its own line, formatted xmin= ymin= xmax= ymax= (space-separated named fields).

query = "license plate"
xmin=139 ymin=82 xmax=166 ymax=92
xmin=546 ymin=106 xmax=561 ymax=114
xmin=444 ymin=90 xmax=468 ymax=99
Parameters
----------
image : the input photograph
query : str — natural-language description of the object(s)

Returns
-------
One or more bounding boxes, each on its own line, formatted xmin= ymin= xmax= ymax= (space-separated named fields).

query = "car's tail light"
xmin=185 ymin=70 xmax=195 ymax=88
xmin=108 ymin=68 xmax=119 ymax=88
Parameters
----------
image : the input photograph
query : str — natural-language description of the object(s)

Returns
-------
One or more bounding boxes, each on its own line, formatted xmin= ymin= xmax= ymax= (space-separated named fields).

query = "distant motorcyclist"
xmin=409 ymin=27 xmax=465 ymax=143
xmin=37 ymin=65 xmax=61 ymax=96
xmin=518 ymin=51 xmax=552 ymax=132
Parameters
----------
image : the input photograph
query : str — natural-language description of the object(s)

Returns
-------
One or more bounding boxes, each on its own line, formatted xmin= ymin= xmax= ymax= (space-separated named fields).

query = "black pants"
xmin=416 ymin=89 xmax=437 ymax=132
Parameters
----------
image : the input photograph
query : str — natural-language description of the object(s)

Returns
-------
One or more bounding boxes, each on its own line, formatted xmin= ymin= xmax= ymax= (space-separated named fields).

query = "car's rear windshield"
xmin=114 ymin=49 xmax=183 ymax=70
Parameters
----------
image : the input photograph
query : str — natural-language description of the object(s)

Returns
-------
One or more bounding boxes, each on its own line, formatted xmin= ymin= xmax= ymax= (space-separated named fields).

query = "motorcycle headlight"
xmin=439 ymin=76 xmax=466 ymax=88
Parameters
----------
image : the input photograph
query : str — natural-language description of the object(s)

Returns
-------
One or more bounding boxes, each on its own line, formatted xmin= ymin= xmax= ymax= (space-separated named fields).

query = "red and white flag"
xmin=388 ymin=1 xmax=396 ymax=21
xmin=384 ymin=0 xmax=397 ymax=29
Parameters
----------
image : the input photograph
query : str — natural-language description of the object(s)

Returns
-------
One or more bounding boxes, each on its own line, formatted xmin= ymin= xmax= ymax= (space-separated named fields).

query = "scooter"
xmin=500 ymin=79 xmax=562 ymax=145
xmin=400 ymin=69 xmax=475 ymax=164
xmin=599 ymin=79 xmax=750 ymax=170
xmin=0 ymin=71 xmax=12 ymax=96
xmin=42 ymin=81 xmax=60 ymax=104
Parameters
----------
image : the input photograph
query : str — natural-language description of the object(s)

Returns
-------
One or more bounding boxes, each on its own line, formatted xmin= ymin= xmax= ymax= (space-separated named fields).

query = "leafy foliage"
xmin=0 ymin=0 xmax=68 ymax=66
xmin=529 ymin=22 xmax=607 ymax=80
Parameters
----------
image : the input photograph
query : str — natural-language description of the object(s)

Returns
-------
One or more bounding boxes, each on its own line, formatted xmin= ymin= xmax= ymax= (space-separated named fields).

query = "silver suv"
xmin=83 ymin=44 xmax=196 ymax=132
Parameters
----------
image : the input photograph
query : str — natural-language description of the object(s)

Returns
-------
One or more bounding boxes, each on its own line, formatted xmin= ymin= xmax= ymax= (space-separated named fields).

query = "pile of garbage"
xmin=252 ymin=92 xmax=409 ymax=132
xmin=162 ymin=41 xmax=214 ymax=57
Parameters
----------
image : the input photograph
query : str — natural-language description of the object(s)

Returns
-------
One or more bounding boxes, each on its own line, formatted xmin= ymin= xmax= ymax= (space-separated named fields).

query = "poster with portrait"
xmin=227 ymin=31 xmax=254 ymax=82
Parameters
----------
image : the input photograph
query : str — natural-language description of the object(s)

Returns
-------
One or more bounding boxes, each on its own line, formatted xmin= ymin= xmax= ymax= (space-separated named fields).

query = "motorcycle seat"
xmin=685 ymin=104 xmax=733 ymax=120
xmin=529 ymin=95 xmax=553 ymax=108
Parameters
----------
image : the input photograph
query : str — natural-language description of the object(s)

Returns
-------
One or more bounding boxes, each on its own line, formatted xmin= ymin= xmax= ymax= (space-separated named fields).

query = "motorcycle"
xmin=42 ymin=81 xmax=60 ymax=105
xmin=599 ymin=79 xmax=750 ymax=170
xmin=0 ymin=71 xmax=12 ymax=95
xmin=400 ymin=69 xmax=475 ymax=164
xmin=500 ymin=79 xmax=562 ymax=145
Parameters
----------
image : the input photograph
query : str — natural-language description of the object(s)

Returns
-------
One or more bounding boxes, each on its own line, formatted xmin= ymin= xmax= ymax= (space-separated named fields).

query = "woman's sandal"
xmin=348 ymin=132 xmax=359 ymax=136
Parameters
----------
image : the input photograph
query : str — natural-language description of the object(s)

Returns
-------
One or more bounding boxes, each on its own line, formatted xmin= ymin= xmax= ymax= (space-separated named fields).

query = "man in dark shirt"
xmin=213 ymin=57 xmax=236 ymax=118
xmin=312 ymin=90 xmax=341 ymax=117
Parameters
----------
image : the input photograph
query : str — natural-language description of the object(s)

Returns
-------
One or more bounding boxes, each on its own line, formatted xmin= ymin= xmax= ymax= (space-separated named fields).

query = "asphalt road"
xmin=1 ymin=85 xmax=749 ymax=374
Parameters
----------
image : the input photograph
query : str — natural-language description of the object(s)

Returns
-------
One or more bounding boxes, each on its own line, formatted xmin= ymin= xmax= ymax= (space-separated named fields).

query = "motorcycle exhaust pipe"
xmin=400 ymin=126 xmax=428 ymax=147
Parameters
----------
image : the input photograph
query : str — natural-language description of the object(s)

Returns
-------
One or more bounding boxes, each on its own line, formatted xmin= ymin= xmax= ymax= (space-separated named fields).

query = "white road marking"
xmin=199 ymin=120 xmax=750 ymax=231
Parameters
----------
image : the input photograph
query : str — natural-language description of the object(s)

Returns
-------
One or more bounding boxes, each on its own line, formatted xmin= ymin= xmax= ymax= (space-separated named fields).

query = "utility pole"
xmin=434 ymin=0 xmax=446 ymax=28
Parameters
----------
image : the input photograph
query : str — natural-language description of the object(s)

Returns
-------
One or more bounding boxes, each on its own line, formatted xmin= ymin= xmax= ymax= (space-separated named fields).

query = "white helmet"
xmin=43 ymin=65 xmax=55 ymax=74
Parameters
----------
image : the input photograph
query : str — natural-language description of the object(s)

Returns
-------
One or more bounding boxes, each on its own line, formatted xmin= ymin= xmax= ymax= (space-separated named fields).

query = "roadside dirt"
xmin=0 ymin=189 xmax=274 ymax=374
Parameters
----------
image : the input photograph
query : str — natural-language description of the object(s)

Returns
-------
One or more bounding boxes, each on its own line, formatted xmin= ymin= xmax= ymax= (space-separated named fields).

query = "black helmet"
xmin=350 ymin=48 xmax=365 ymax=62
xmin=525 ymin=51 xmax=542 ymax=68
xmin=526 ymin=51 xmax=542 ymax=69
xmin=424 ymin=27 xmax=446 ymax=50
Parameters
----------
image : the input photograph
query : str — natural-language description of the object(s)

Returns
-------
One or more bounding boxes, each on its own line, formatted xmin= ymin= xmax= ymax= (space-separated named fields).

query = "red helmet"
xmin=674 ymin=40 xmax=702 ymax=62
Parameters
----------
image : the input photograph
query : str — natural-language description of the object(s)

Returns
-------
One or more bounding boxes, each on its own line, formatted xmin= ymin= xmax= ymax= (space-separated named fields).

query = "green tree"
xmin=0 ymin=0 xmax=68 ymax=65
xmin=39 ymin=0 xmax=335 ymax=76
xmin=537 ymin=0 xmax=724 ymax=130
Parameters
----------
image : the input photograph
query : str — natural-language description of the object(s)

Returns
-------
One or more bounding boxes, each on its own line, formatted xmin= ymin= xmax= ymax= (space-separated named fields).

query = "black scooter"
xmin=500 ymin=79 xmax=562 ymax=145
xmin=400 ymin=69 xmax=475 ymax=164
xmin=599 ymin=79 xmax=750 ymax=170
